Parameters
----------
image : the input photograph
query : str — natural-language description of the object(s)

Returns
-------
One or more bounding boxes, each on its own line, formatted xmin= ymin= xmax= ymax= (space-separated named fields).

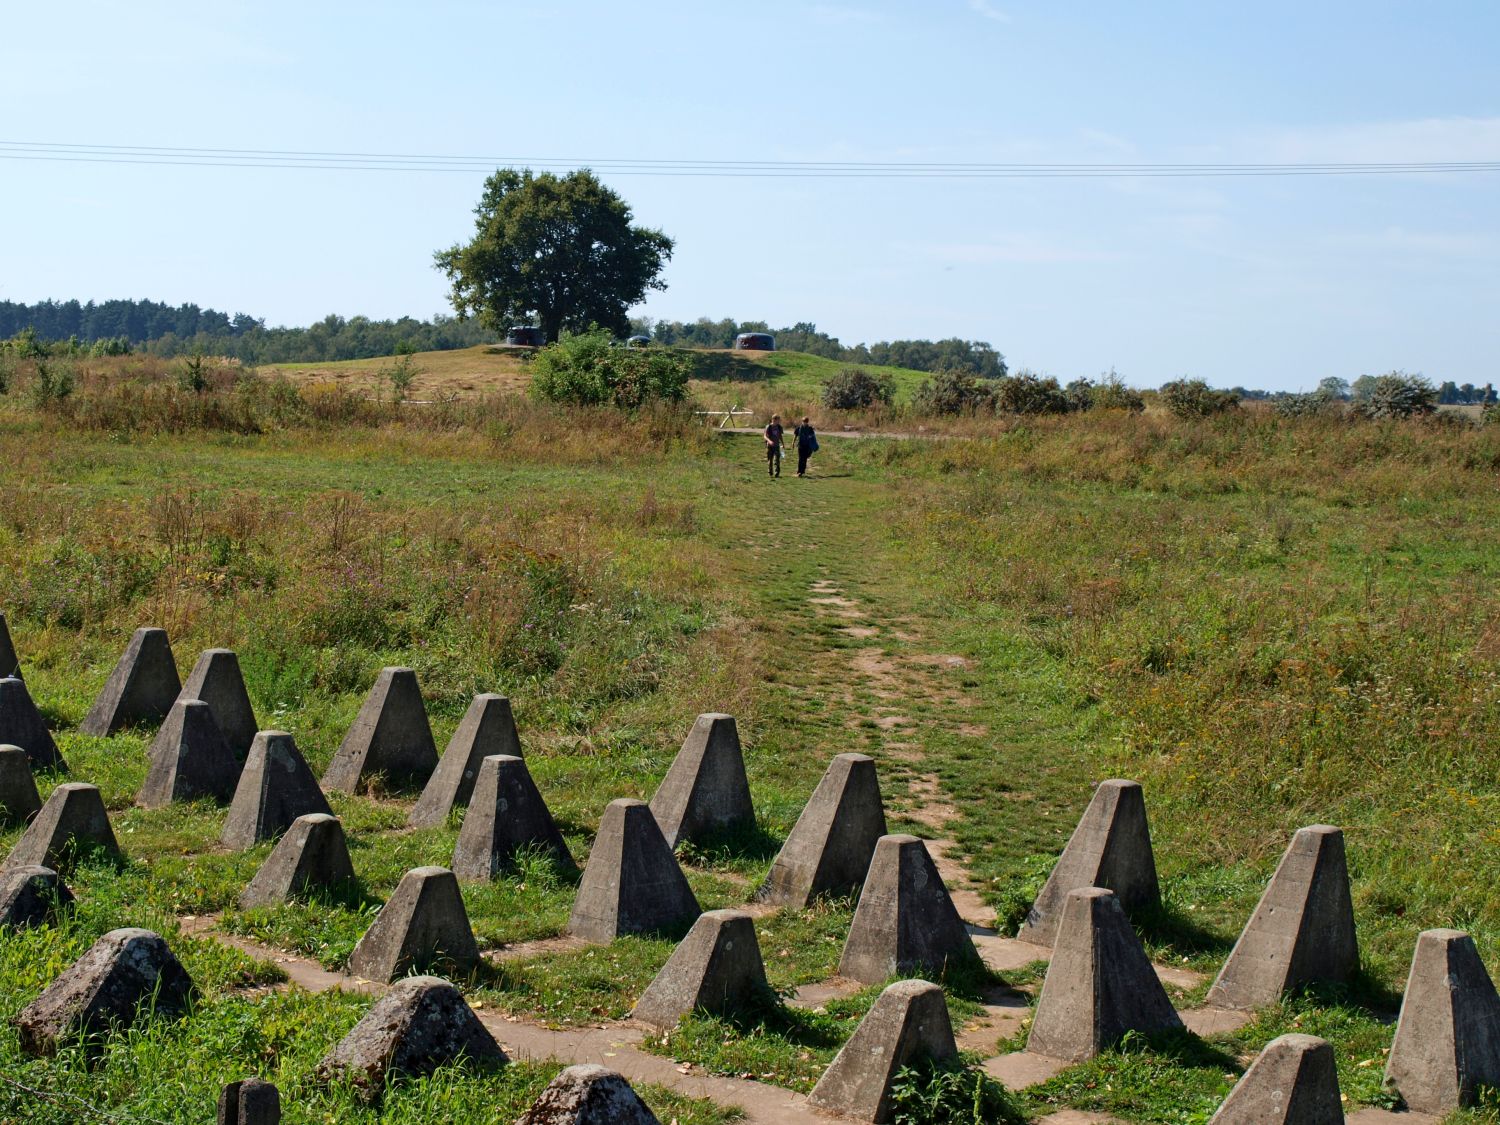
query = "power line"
xmin=1 ymin=140 xmax=1497 ymax=178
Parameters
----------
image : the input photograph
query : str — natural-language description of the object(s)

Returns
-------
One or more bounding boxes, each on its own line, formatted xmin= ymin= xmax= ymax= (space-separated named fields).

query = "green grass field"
xmin=2 ymin=371 xmax=1500 ymax=1123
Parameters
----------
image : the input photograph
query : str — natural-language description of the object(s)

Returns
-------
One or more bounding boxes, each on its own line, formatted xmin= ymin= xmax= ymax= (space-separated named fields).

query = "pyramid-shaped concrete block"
xmin=137 ymin=699 xmax=241 ymax=808
xmin=1018 ymin=779 xmax=1160 ymax=947
xmin=1207 ymin=825 xmax=1358 ymax=1010
xmin=838 ymin=833 xmax=977 ymax=984
xmin=0 ymin=864 xmax=75 ymax=929
xmin=79 ymin=627 xmax=181 ymax=736
xmin=0 ymin=613 xmax=19 ymax=679
xmin=1028 ymin=886 xmax=1183 ymax=1061
xmin=1209 ymin=1034 xmax=1343 ymax=1124
xmin=1384 ymin=928 xmax=1500 ymax=1114
xmin=0 ymin=744 xmax=43 ymax=825
xmin=221 ymin=731 xmax=332 ymax=850
xmin=240 ymin=813 xmax=356 ymax=909
xmin=632 ymin=909 xmax=770 ymax=1030
xmin=315 ymin=975 xmax=505 ymax=1099
xmin=452 ymin=754 xmax=573 ymax=880
xmin=348 ymin=866 xmax=479 ymax=982
xmin=649 ymin=713 xmax=755 ymax=849
xmin=569 ymin=798 xmax=701 ymax=943
xmin=756 ymin=752 xmax=886 ymax=908
xmin=218 ymin=1078 xmax=281 ymax=1125
xmin=808 ymin=979 xmax=958 ymax=1123
xmin=409 ymin=693 xmax=521 ymax=828
xmin=12 ymin=927 xmax=195 ymax=1056
xmin=0 ymin=676 xmax=64 ymax=771
xmin=4 ymin=782 xmax=121 ymax=874
xmin=322 ymin=666 xmax=438 ymax=793
xmin=177 ymin=649 xmax=258 ymax=759
xmin=517 ymin=1064 xmax=661 ymax=1124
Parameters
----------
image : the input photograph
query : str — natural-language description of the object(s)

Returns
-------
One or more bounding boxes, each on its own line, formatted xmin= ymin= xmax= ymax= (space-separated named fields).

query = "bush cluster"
xmin=1158 ymin=378 xmax=1240 ymax=419
xmin=530 ymin=329 xmax=690 ymax=409
xmin=822 ymin=367 xmax=896 ymax=410
xmin=1354 ymin=372 xmax=1438 ymax=419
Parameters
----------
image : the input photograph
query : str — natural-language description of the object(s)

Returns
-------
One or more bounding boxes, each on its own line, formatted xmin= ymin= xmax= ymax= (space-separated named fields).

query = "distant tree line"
xmin=0 ymin=299 xmax=491 ymax=364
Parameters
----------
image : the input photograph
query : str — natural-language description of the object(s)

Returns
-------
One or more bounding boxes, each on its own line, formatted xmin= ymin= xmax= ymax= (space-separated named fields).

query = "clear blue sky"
xmin=4 ymin=1 xmax=1497 ymax=391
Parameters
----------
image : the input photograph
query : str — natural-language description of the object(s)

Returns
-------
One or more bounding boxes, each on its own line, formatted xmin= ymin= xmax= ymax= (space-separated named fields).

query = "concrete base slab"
xmin=1346 ymin=1111 xmax=1440 ymax=1124
xmin=1180 ymin=1006 xmax=1253 ymax=1036
xmin=983 ymin=1051 xmax=1069 ymax=1090
xmin=787 ymin=978 xmax=864 ymax=1010
xmin=973 ymin=933 xmax=1049 ymax=973
xmin=1038 ymin=1112 xmax=1127 ymax=1124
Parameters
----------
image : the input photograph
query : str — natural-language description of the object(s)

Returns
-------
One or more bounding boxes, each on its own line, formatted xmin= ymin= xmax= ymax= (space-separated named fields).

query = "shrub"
xmin=993 ymin=370 xmax=1070 ymax=415
xmin=823 ymin=367 xmax=895 ymax=410
xmin=1354 ymin=372 xmax=1438 ymax=419
xmin=913 ymin=369 xmax=994 ymax=415
xmin=1063 ymin=378 xmax=1095 ymax=412
xmin=530 ymin=328 xmax=690 ymax=409
xmin=29 ymin=358 xmax=76 ymax=407
xmin=1158 ymin=377 xmax=1238 ymax=418
xmin=1483 ymin=402 xmax=1500 ymax=426
xmin=889 ymin=1055 xmax=1025 ymax=1124
xmin=1089 ymin=371 xmax=1146 ymax=412
xmin=1274 ymin=389 xmax=1337 ymax=418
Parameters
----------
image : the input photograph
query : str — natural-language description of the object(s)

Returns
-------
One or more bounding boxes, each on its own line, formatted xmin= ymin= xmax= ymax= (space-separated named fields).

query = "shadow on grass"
xmin=682 ymin=351 xmax=777 ymax=384
xmin=1133 ymin=900 xmax=1236 ymax=961
xmin=701 ymin=988 xmax=849 ymax=1051
xmin=677 ymin=820 xmax=783 ymax=867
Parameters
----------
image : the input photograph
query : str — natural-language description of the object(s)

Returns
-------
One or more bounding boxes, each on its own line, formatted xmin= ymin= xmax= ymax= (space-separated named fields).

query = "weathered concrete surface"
xmin=632 ymin=910 xmax=770 ymax=1030
xmin=0 ymin=676 xmax=65 ymax=771
xmin=1028 ymin=887 xmax=1182 ymax=1062
xmin=221 ymin=731 xmax=333 ymax=850
xmin=0 ymin=744 xmax=42 ymax=825
xmin=516 ymin=1063 xmax=661 ymax=1124
xmin=316 ymin=975 xmax=505 ymax=1099
xmin=756 ymin=752 xmax=886 ymax=908
xmin=1018 ymin=780 xmax=1160 ymax=947
xmin=569 ymin=798 xmax=701 ymax=943
xmin=0 ymin=613 xmax=19 ymax=679
xmin=984 ymin=1051 xmax=1071 ymax=1090
xmin=12 ymin=927 xmax=195 ymax=1056
xmin=348 ymin=866 xmax=479 ymax=982
xmin=808 ymin=979 xmax=958 ymax=1123
xmin=1209 ymin=1033 xmax=1343 ymax=1124
xmin=218 ymin=1078 xmax=281 ymax=1125
xmin=79 ymin=627 xmax=181 ymax=736
xmin=409 ymin=693 xmax=521 ymax=827
xmin=1384 ymin=928 xmax=1500 ymax=1114
xmin=177 ymin=649 xmax=258 ymax=759
xmin=137 ymin=698 xmax=241 ymax=808
xmin=838 ymin=833 xmax=977 ymax=984
xmin=3 ymin=782 xmax=120 ymax=873
xmin=1207 ymin=825 xmax=1358 ymax=1010
xmin=322 ymin=666 xmax=438 ymax=793
xmin=452 ymin=754 xmax=573 ymax=880
xmin=239 ymin=813 xmax=356 ymax=909
xmin=0 ymin=864 xmax=74 ymax=928
xmin=648 ymin=713 xmax=754 ymax=849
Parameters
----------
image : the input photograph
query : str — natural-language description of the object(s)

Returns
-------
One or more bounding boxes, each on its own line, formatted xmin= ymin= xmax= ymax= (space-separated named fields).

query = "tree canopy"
xmin=434 ymin=169 xmax=673 ymax=344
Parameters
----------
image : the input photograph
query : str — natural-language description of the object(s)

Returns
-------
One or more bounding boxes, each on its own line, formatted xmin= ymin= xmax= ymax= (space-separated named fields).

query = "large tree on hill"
xmin=434 ymin=169 xmax=673 ymax=344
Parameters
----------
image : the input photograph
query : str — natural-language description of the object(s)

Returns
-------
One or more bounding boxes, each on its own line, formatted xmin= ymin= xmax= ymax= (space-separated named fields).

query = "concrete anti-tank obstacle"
xmin=239 ymin=813 xmax=356 ymax=910
xmin=452 ymin=754 xmax=573 ymax=880
xmin=177 ymin=649 xmax=258 ymax=759
xmin=219 ymin=1079 xmax=281 ymax=1125
xmin=0 ymin=864 xmax=75 ymax=929
xmin=12 ymin=927 xmax=195 ymax=1057
xmin=568 ymin=798 xmax=701 ymax=943
xmin=808 ymin=979 xmax=958 ymax=1123
xmin=137 ymin=698 xmax=241 ymax=808
xmin=649 ymin=713 xmax=755 ymax=850
xmin=1383 ymin=928 xmax=1500 ymax=1114
xmin=0 ymin=744 xmax=43 ymax=825
xmin=3 ymin=782 xmax=121 ymax=874
xmin=1209 ymin=1033 xmax=1343 ymax=1124
xmin=1018 ymin=779 xmax=1160 ymax=947
xmin=632 ymin=909 xmax=771 ymax=1030
xmin=79 ymin=627 xmax=182 ymax=736
xmin=1027 ymin=886 xmax=1182 ymax=1062
xmin=756 ymin=752 xmax=886 ymax=908
xmin=0 ymin=612 xmax=19 ymax=678
xmin=838 ymin=833 xmax=977 ymax=985
xmin=1206 ymin=825 xmax=1358 ymax=1010
xmin=0 ymin=676 xmax=65 ymax=771
xmin=516 ymin=1064 xmax=661 ymax=1125
xmin=221 ymin=731 xmax=333 ymax=850
xmin=315 ymin=975 xmax=506 ymax=1100
xmin=409 ymin=693 xmax=521 ymax=828
xmin=322 ymin=666 xmax=438 ymax=793
xmin=347 ymin=866 xmax=479 ymax=982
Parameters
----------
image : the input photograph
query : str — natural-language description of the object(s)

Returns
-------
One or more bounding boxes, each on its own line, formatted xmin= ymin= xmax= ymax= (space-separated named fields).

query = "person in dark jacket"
xmin=792 ymin=416 xmax=818 ymax=477
xmin=764 ymin=415 xmax=785 ymax=478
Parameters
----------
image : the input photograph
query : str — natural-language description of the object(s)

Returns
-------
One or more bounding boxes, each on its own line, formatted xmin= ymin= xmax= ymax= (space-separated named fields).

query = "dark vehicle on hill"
xmin=626 ymin=335 xmax=651 ymax=348
xmin=506 ymin=326 xmax=546 ymax=346
xmin=734 ymin=332 xmax=775 ymax=351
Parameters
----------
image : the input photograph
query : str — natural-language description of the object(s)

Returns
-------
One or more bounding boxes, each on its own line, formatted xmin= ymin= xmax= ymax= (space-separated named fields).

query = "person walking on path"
xmin=764 ymin=414 xmax=785 ymax=478
xmin=793 ymin=416 xmax=819 ymax=477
